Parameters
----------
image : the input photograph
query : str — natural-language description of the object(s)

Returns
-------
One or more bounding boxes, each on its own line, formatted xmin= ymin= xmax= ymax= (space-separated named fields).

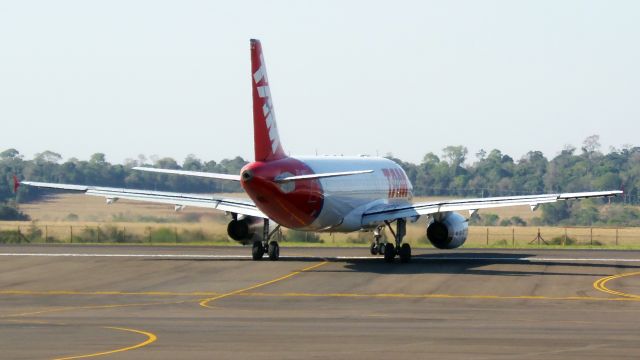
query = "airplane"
xmin=20 ymin=39 xmax=622 ymax=263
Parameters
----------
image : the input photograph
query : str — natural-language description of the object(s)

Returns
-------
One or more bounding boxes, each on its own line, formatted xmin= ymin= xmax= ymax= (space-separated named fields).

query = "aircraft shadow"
xmin=144 ymin=252 xmax=640 ymax=277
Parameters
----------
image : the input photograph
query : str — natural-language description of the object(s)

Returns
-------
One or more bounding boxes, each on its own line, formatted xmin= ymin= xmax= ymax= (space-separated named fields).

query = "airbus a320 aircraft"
xmin=21 ymin=39 xmax=622 ymax=263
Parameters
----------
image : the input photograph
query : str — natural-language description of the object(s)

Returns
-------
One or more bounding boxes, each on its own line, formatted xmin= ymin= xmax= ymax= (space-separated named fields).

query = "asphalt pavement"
xmin=2 ymin=245 xmax=640 ymax=359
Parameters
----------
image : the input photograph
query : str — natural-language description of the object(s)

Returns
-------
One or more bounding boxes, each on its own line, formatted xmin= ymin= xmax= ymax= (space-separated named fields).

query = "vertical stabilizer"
xmin=251 ymin=39 xmax=286 ymax=162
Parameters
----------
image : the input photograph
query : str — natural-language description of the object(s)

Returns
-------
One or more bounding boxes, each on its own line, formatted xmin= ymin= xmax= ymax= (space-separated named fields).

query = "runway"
xmin=2 ymin=245 xmax=640 ymax=359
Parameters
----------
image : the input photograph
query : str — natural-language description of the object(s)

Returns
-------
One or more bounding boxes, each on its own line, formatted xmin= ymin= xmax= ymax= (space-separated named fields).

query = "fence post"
xmin=97 ymin=226 xmax=100 ymax=243
xmin=70 ymin=226 xmax=73 ymax=243
xmin=590 ymin=227 xmax=593 ymax=246
xmin=149 ymin=228 xmax=152 ymax=243
xmin=122 ymin=227 xmax=126 ymax=242
xmin=486 ymin=228 xmax=489 ymax=246
xmin=45 ymin=225 xmax=48 ymax=243
xmin=564 ymin=228 xmax=567 ymax=247
xmin=175 ymin=227 xmax=178 ymax=243
xmin=616 ymin=228 xmax=619 ymax=246
xmin=512 ymin=227 xmax=515 ymax=248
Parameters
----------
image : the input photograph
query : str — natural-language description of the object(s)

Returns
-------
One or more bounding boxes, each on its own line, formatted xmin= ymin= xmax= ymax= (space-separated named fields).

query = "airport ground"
xmin=2 ymin=245 xmax=640 ymax=359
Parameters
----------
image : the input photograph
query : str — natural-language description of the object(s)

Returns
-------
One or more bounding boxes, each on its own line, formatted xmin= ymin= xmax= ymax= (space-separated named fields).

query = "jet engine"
xmin=227 ymin=216 xmax=264 ymax=245
xmin=426 ymin=212 xmax=469 ymax=249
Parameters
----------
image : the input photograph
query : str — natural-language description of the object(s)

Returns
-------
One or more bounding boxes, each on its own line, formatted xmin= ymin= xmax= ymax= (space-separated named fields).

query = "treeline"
xmin=0 ymin=149 xmax=247 ymax=203
xmin=1 ymin=135 xmax=639 ymax=225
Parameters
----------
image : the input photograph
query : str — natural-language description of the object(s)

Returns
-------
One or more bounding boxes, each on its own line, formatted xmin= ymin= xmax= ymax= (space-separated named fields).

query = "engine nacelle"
xmin=227 ymin=216 xmax=263 ymax=245
xmin=426 ymin=212 xmax=468 ymax=249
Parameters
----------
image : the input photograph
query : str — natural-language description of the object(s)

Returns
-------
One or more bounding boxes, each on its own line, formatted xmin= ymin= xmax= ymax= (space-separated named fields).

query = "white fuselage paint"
xmin=294 ymin=156 xmax=413 ymax=232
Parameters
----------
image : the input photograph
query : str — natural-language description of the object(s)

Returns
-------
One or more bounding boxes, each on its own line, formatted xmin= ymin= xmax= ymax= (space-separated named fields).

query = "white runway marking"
xmin=1 ymin=253 xmax=640 ymax=263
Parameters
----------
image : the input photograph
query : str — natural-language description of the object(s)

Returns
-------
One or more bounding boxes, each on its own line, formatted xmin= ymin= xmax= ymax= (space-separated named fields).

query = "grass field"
xmin=4 ymin=194 xmax=638 ymax=248
xmin=17 ymin=194 xmax=538 ymax=223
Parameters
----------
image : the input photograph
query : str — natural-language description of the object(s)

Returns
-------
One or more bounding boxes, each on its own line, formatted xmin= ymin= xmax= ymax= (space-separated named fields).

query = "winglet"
xmin=251 ymin=39 xmax=286 ymax=162
xmin=12 ymin=175 xmax=20 ymax=193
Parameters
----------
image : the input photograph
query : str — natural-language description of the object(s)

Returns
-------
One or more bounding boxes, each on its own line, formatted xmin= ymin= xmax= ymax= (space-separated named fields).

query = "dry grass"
xmin=18 ymin=193 xmax=238 ymax=223
xmin=2 ymin=220 xmax=639 ymax=248
xmin=22 ymin=194 xmax=537 ymax=222
xmin=6 ymin=193 xmax=639 ymax=248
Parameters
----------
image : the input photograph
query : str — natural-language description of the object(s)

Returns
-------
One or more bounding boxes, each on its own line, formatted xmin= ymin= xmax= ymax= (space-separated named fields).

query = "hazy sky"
xmin=1 ymin=1 xmax=639 ymax=165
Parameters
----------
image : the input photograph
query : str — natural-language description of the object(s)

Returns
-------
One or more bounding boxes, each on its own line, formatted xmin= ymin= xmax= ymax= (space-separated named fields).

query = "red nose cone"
xmin=241 ymin=159 xmax=323 ymax=229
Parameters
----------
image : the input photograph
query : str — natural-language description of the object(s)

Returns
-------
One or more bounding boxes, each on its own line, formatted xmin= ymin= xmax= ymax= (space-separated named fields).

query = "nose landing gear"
xmin=370 ymin=226 xmax=386 ymax=255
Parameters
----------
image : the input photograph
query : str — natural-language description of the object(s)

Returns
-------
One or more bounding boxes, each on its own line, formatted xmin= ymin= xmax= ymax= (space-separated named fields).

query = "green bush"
xmin=0 ymin=230 xmax=25 ymax=243
xmin=148 ymin=227 xmax=177 ymax=243
xmin=284 ymin=230 xmax=323 ymax=243
xmin=549 ymin=236 xmax=576 ymax=245
xmin=75 ymin=226 xmax=142 ymax=243
xmin=0 ymin=204 xmax=29 ymax=221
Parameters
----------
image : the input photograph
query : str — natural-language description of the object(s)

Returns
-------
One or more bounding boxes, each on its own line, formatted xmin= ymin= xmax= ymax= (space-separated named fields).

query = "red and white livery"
xmin=22 ymin=39 xmax=622 ymax=262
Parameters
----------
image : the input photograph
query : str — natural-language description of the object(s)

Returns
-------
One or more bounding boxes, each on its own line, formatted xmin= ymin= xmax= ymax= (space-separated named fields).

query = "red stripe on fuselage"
xmin=240 ymin=158 xmax=324 ymax=229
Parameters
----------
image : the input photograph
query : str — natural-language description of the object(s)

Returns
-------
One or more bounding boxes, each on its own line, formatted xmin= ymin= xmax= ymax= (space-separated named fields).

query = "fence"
xmin=1 ymin=222 xmax=639 ymax=247
xmin=464 ymin=226 xmax=637 ymax=247
xmin=0 ymin=223 xmax=230 ymax=244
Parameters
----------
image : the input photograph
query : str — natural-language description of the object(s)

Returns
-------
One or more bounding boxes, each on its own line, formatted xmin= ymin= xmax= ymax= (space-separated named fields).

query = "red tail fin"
xmin=13 ymin=175 xmax=20 ymax=193
xmin=251 ymin=39 xmax=286 ymax=162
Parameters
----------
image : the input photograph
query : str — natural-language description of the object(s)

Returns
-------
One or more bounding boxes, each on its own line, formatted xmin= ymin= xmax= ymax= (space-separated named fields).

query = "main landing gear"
xmin=252 ymin=219 xmax=281 ymax=261
xmin=369 ymin=219 xmax=411 ymax=263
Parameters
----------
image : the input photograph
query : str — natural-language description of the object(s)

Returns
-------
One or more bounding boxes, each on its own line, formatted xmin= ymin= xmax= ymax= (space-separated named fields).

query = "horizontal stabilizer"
xmin=133 ymin=167 xmax=241 ymax=181
xmin=274 ymin=170 xmax=373 ymax=183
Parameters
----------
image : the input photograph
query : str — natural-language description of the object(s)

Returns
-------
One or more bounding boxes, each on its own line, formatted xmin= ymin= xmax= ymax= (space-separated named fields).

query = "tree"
xmin=0 ymin=148 xmax=20 ymax=160
xmin=582 ymin=134 xmax=601 ymax=155
xmin=34 ymin=150 xmax=62 ymax=164
xmin=540 ymin=202 xmax=571 ymax=225
xmin=442 ymin=146 xmax=468 ymax=166
xmin=90 ymin=153 xmax=107 ymax=164
xmin=183 ymin=154 xmax=203 ymax=170
xmin=0 ymin=204 xmax=29 ymax=220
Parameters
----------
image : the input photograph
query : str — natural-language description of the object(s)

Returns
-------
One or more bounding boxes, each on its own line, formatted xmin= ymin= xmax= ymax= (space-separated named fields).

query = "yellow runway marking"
xmin=199 ymin=261 xmax=328 ymax=309
xmin=52 ymin=326 xmax=157 ymax=360
xmin=593 ymin=271 xmax=640 ymax=299
xmin=241 ymin=291 xmax=640 ymax=302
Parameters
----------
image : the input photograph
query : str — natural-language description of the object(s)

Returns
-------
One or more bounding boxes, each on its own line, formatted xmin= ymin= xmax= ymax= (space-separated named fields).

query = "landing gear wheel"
xmin=383 ymin=243 xmax=396 ymax=263
xmin=399 ymin=243 xmax=411 ymax=263
xmin=378 ymin=243 xmax=386 ymax=255
xmin=268 ymin=241 xmax=280 ymax=261
xmin=252 ymin=241 xmax=265 ymax=260
xmin=370 ymin=242 xmax=379 ymax=255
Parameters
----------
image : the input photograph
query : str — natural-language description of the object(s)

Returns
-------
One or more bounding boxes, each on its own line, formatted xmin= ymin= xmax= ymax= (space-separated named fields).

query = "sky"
xmin=1 ymin=1 xmax=639 ymax=165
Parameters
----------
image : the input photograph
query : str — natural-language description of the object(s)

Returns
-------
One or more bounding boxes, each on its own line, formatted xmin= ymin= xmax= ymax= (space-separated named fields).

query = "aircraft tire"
xmin=370 ymin=242 xmax=378 ymax=255
xmin=399 ymin=243 xmax=411 ymax=263
xmin=268 ymin=241 xmax=280 ymax=261
xmin=252 ymin=241 xmax=264 ymax=260
xmin=378 ymin=243 xmax=386 ymax=255
xmin=383 ymin=243 xmax=395 ymax=263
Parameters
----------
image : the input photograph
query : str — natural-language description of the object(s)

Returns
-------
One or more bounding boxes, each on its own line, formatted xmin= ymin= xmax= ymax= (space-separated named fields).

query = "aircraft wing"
xmin=133 ymin=167 xmax=241 ymax=181
xmin=361 ymin=190 xmax=623 ymax=225
xmin=21 ymin=181 xmax=266 ymax=218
